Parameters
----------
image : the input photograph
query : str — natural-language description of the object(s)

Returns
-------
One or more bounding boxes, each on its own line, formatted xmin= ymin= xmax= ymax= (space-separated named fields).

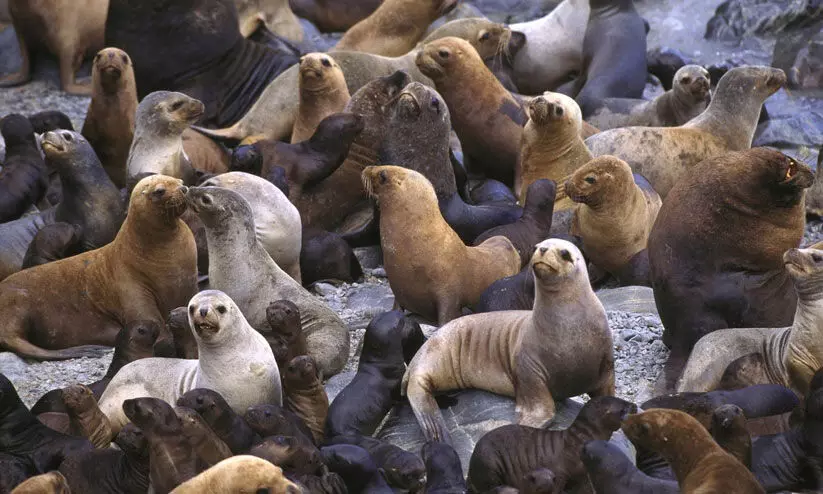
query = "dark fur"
xmin=300 ymin=227 xmax=364 ymax=286
xmin=0 ymin=114 xmax=49 ymax=223
xmin=176 ymin=389 xmax=261 ymax=454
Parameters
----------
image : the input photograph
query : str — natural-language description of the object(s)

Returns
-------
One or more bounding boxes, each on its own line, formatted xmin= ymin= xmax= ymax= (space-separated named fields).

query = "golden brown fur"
xmin=283 ymin=355 xmax=329 ymax=444
xmin=170 ymin=455 xmax=299 ymax=494
xmin=10 ymin=472 xmax=70 ymax=494
xmin=235 ymin=0 xmax=303 ymax=42
xmin=292 ymin=53 xmax=351 ymax=143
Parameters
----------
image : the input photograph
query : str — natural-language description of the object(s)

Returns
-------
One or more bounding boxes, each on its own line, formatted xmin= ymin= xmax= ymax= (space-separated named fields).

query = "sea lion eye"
xmin=585 ymin=176 xmax=596 ymax=184
xmin=122 ymin=54 xmax=129 ymax=64
xmin=63 ymin=132 xmax=73 ymax=142
xmin=321 ymin=58 xmax=332 ymax=68
xmin=201 ymin=195 xmax=213 ymax=205
xmin=189 ymin=306 xmax=195 ymax=315
xmin=431 ymin=97 xmax=440 ymax=112
xmin=479 ymin=31 xmax=490 ymax=42
xmin=681 ymin=76 xmax=691 ymax=84
xmin=152 ymin=187 xmax=166 ymax=198
xmin=138 ymin=327 xmax=146 ymax=335
xmin=216 ymin=305 xmax=227 ymax=314
xmin=813 ymin=254 xmax=823 ymax=263
xmin=438 ymin=49 xmax=450 ymax=59
xmin=379 ymin=170 xmax=388 ymax=184
xmin=560 ymin=249 xmax=573 ymax=262
xmin=170 ymin=100 xmax=185 ymax=111
xmin=786 ymin=160 xmax=797 ymax=180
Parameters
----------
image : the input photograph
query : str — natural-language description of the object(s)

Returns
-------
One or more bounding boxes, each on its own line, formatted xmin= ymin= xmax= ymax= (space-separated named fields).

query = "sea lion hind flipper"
xmin=406 ymin=376 xmax=453 ymax=444
xmin=3 ymin=336 xmax=109 ymax=360
xmin=190 ymin=125 xmax=243 ymax=147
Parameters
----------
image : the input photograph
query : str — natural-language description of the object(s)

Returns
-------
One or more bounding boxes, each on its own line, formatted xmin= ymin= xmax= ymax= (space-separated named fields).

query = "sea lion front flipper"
xmin=405 ymin=375 xmax=453 ymax=444
xmin=513 ymin=358 xmax=556 ymax=428
xmin=0 ymin=28 xmax=31 ymax=88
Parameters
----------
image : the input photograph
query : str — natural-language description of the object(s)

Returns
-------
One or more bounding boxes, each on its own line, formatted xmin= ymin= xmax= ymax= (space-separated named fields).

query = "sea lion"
xmin=710 ymin=404 xmax=751 ymax=468
xmin=572 ymin=0 xmax=648 ymax=117
xmin=167 ymin=307 xmax=199 ymax=359
xmin=649 ymin=148 xmax=812 ymax=387
xmin=105 ymin=0 xmax=299 ymax=128
xmin=27 ymin=111 xmax=74 ymax=134
xmin=363 ymin=165 xmax=520 ymax=323
xmin=266 ymin=300 xmax=310 ymax=370
xmin=466 ymin=397 xmax=637 ymax=493
xmin=235 ymin=0 xmax=303 ymax=42
xmin=421 ymin=441 xmax=467 ymax=494
xmin=249 ymin=435 xmax=324 ymax=475
xmin=327 ymin=435 xmax=427 ymax=491
xmin=283 ymin=355 xmax=329 ymax=444
xmin=0 ymin=453 xmax=34 ymax=493
xmin=126 ymin=91 xmax=203 ymax=184
xmin=416 ymin=37 xmax=524 ymax=185
xmin=0 ymin=373 xmax=93 ymax=473
xmin=565 ymin=156 xmax=662 ymax=285
xmin=2 ymin=0 xmax=106 ymax=94
xmin=9 ymin=472 xmax=70 ymax=494
xmin=402 ymin=239 xmax=614 ymax=441
xmin=475 ymin=266 xmax=535 ymax=313
xmin=244 ymin=404 xmax=316 ymax=447
xmin=516 ymin=92 xmax=591 ymax=203
xmin=587 ymin=65 xmax=712 ymax=130
xmin=320 ymin=444 xmax=394 ymax=492
xmin=473 ymin=179 xmax=556 ymax=268
xmin=300 ymin=227 xmax=364 ymax=286
xmin=200 ymin=172 xmax=303 ymax=283
xmin=326 ymin=311 xmax=413 ymax=438
xmin=21 ymin=223 xmax=83 ymax=269
xmin=177 ymin=389 xmax=261 ymax=454
xmin=582 ymin=440 xmax=678 ymax=494
xmin=334 ymin=0 xmax=457 ymax=56
xmin=99 ymin=290 xmax=281 ymax=434
xmin=58 ymin=423 xmax=150 ymax=494
xmin=186 ymin=185 xmax=350 ymax=376
xmin=510 ymin=0 xmax=590 ymax=95
xmin=0 ymin=114 xmax=48 ymax=223
xmin=622 ymin=409 xmax=765 ymax=493
xmin=170 ymin=455 xmax=299 ymax=494
xmin=61 ymin=385 xmax=113 ymax=448
xmin=0 ymin=173 xmax=194 ymax=360
xmin=678 ymin=247 xmax=823 ymax=395
xmin=289 ymin=0 xmax=381 ymax=33
xmin=585 ymin=66 xmax=786 ymax=197
xmin=175 ymin=406 xmax=233 ymax=467
xmin=292 ymin=53 xmax=351 ymax=144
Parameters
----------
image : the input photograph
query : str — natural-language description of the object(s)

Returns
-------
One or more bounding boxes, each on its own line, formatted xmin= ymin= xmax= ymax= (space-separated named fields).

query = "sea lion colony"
xmin=0 ymin=0 xmax=821 ymax=492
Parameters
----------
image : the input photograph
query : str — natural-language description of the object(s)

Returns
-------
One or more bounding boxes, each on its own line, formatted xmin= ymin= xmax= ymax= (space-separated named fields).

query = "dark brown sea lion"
xmin=710 ymin=404 xmax=751 ymax=468
xmin=62 ymin=385 xmax=113 ymax=448
xmin=421 ymin=440 xmax=467 ymax=494
xmin=266 ymin=300 xmax=310 ymax=371
xmin=175 ymin=406 xmax=233 ymax=468
xmin=299 ymin=227 xmax=364 ymax=286
xmin=582 ymin=440 xmax=678 ymax=494
xmin=283 ymin=355 xmax=329 ymax=445
xmin=27 ymin=111 xmax=74 ymax=133
xmin=20 ymin=222 xmax=82 ymax=269
xmin=166 ymin=307 xmax=199 ymax=359
xmin=0 ymin=453 xmax=34 ymax=493
xmin=320 ymin=444 xmax=394 ymax=492
xmin=249 ymin=436 xmax=324 ymax=476
xmin=289 ymin=0 xmax=381 ymax=33
xmin=327 ymin=434 xmax=426 ymax=492
xmin=0 ymin=114 xmax=49 ymax=223
xmin=244 ymin=404 xmax=316 ymax=447
xmin=177 ymin=389 xmax=261 ymax=454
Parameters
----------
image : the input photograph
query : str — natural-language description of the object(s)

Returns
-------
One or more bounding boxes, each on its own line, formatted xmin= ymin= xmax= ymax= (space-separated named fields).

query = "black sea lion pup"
xmin=466 ymin=396 xmax=637 ymax=493
xmin=320 ymin=444 xmax=394 ymax=493
xmin=283 ymin=355 xmax=329 ymax=444
xmin=422 ymin=441 xmax=467 ymax=494
xmin=403 ymin=239 xmax=614 ymax=442
xmin=327 ymin=434 xmax=426 ymax=491
xmin=476 ymin=266 xmax=535 ymax=313
xmin=177 ymin=389 xmax=261 ymax=454
xmin=300 ymin=227 xmax=364 ymax=286
xmin=710 ymin=404 xmax=751 ymax=468
xmin=249 ymin=436 xmax=325 ymax=477
xmin=326 ymin=311 xmax=412 ymax=437
xmin=166 ymin=307 xmax=198 ymax=359
xmin=0 ymin=373 xmax=93 ymax=473
xmin=245 ymin=404 xmax=316 ymax=447
xmin=582 ymin=440 xmax=678 ymax=494
xmin=266 ymin=300 xmax=309 ymax=370
xmin=175 ymin=406 xmax=232 ymax=468
xmin=21 ymin=223 xmax=83 ymax=269
xmin=622 ymin=409 xmax=765 ymax=493
xmin=123 ymin=397 xmax=199 ymax=494
xmin=28 ymin=111 xmax=74 ymax=133
xmin=0 ymin=114 xmax=49 ymax=223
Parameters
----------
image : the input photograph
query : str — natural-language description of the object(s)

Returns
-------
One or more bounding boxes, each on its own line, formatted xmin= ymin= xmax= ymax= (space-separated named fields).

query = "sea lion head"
xmin=129 ymin=174 xmax=188 ymax=223
xmin=284 ymin=355 xmax=322 ymax=388
xmin=61 ymin=384 xmax=96 ymax=412
xmin=783 ymin=248 xmax=823 ymax=297
xmin=298 ymin=53 xmax=343 ymax=91
xmin=417 ymin=37 xmax=479 ymax=80
xmin=244 ymin=404 xmax=291 ymax=436
xmin=12 ymin=472 xmax=70 ymax=494
xmin=473 ymin=22 xmax=517 ymax=60
xmin=175 ymin=406 xmax=211 ymax=441
xmin=266 ymin=300 xmax=301 ymax=338
xmin=0 ymin=113 xmax=36 ymax=147
xmin=41 ymin=130 xmax=97 ymax=170
xmin=185 ymin=184 xmax=254 ymax=230
xmin=360 ymin=310 xmax=406 ymax=364
xmin=249 ymin=436 xmax=324 ymax=475
xmin=711 ymin=404 xmax=745 ymax=433
xmin=202 ymin=456 xmax=300 ymax=494
xmin=362 ymin=165 xmax=436 ymax=203
xmin=564 ymin=156 xmax=634 ymax=208
xmin=581 ymin=440 xmax=626 ymax=475
xmin=119 ymin=320 xmax=161 ymax=357
xmin=115 ymin=423 xmax=149 ymax=460
xmin=123 ymin=397 xmax=180 ymax=434
xmin=521 ymin=468 xmax=556 ymax=494
xmin=187 ymin=290 xmax=239 ymax=343
xmin=580 ymin=396 xmax=638 ymax=434
xmin=28 ymin=111 xmax=74 ymax=133
xmin=177 ymin=389 xmax=230 ymax=425
xmin=527 ymin=91 xmax=582 ymax=131
xmin=93 ymin=47 xmax=133 ymax=93
xmin=530 ymin=239 xmax=587 ymax=285
xmin=230 ymin=144 xmax=263 ymax=175
xmin=748 ymin=149 xmax=814 ymax=207
xmin=392 ymin=82 xmax=450 ymax=128
xmin=673 ymin=64 xmax=711 ymax=102
xmin=345 ymin=71 xmax=410 ymax=147
xmin=715 ymin=65 xmax=786 ymax=103
xmin=136 ymin=91 xmax=205 ymax=136
xmin=622 ymin=408 xmax=699 ymax=455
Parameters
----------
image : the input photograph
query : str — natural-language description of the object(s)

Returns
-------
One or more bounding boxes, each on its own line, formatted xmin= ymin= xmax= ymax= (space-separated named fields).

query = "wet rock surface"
xmin=705 ymin=0 xmax=823 ymax=41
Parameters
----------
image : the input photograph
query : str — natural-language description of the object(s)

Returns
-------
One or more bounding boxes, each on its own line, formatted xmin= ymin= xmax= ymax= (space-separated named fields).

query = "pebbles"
xmin=5 ymin=351 xmax=113 ymax=408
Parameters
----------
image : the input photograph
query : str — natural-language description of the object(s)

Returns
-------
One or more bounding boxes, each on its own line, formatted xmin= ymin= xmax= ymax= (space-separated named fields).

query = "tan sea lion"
xmin=170 ymin=455 xmax=299 ymax=494
xmin=566 ymin=156 xmax=661 ymax=285
xmin=622 ymin=409 xmax=765 ymax=493
xmin=333 ymin=0 xmax=458 ymax=56
xmin=62 ymin=385 xmax=113 ymax=449
xmin=362 ymin=165 xmax=521 ymax=324
xmin=516 ymin=91 xmax=591 ymax=204
xmin=585 ymin=66 xmax=786 ymax=198
xmin=402 ymin=239 xmax=614 ymax=442
xmin=235 ymin=0 xmax=303 ymax=42
xmin=290 ymin=0 xmax=381 ymax=33
xmin=10 ymin=471 xmax=70 ymax=494
xmin=175 ymin=406 xmax=233 ymax=468
xmin=283 ymin=355 xmax=329 ymax=444
xmin=2 ymin=0 xmax=106 ymax=95
xmin=0 ymin=174 xmax=197 ymax=360
xmin=292 ymin=53 xmax=351 ymax=144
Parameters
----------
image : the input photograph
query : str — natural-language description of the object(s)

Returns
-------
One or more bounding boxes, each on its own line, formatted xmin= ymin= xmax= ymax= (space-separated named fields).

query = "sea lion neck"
xmin=686 ymin=83 xmax=763 ymax=151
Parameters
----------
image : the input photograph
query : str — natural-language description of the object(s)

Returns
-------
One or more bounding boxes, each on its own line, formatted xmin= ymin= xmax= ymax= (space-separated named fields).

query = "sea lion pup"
xmin=0 ymin=454 xmax=33 ymax=494
xmin=126 ymin=91 xmax=204 ymax=184
xmin=61 ymin=385 xmax=112 ymax=448
xmin=1 ymin=0 xmax=105 ymax=94
xmin=9 ymin=472 xmax=70 ymax=494
xmin=362 ymin=165 xmax=520 ymax=324
xmin=325 ymin=311 xmax=412 ymax=437
xmin=0 ymin=174 xmax=194 ymax=360
xmin=321 ymin=444 xmax=394 ymax=492
xmin=21 ymin=223 xmax=83 ymax=269
xmin=200 ymin=172 xmax=302 ymax=283
xmin=466 ymin=397 xmax=636 ymax=493
xmin=582 ymin=440 xmax=678 ymax=494
xmin=710 ymin=404 xmax=751 ymax=468
xmin=249 ymin=435 xmax=324 ymax=474
xmin=565 ymin=156 xmax=661 ymax=285
xmin=679 ymin=247 xmax=823 ymax=394
xmin=170 ymin=455 xmax=299 ymax=494
xmin=327 ymin=435 xmax=427 ymax=491
xmin=0 ymin=114 xmax=48 ymax=223
xmin=235 ymin=0 xmax=303 ymax=42
xmin=622 ymin=409 xmax=765 ymax=494
xmin=0 ymin=373 xmax=93 ymax=473
xmin=476 ymin=266 xmax=535 ymax=313
xmin=416 ymin=37 xmax=524 ymax=185
xmin=649 ymin=149 xmax=812 ymax=387
xmin=422 ymin=441 xmax=468 ymax=494
xmin=402 ymin=239 xmax=614 ymax=441
xmin=245 ymin=404 xmax=316 ymax=446
xmin=28 ymin=111 xmax=75 ymax=133
xmin=283 ymin=355 xmax=329 ymax=444
xmin=334 ymin=0 xmax=458 ymax=56
xmin=516 ymin=92 xmax=591 ymax=204
xmin=167 ymin=307 xmax=199 ymax=359
xmin=292 ymin=53 xmax=351 ymax=144
xmin=587 ymin=65 xmax=712 ymax=130
xmin=300 ymin=227 xmax=364 ymax=286
xmin=266 ymin=300 xmax=310 ymax=370
xmin=290 ymin=0 xmax=381 ymax=32
xmin=585 ymin=65 xmax=786 ymax=197
xmin=186 ymin=186 xmax=350 ymax=376
xmin=177 ymin=389 xmax=261 ymax=454
xmin=175 ymin=406 xmax=232 ymax=468
xmin=473 ymin=179 xmax=557 ymax=268
xmin=99 ymin=290 xmax=281 ymax=434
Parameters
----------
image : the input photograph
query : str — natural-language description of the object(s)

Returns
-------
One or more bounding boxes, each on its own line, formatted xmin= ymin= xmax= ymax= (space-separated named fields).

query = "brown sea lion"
xmin=283 ymin=355 xmax=329 ymax=444
xmin=709 ymin=404 xmax=751 ymax=468
xmin=245 ymin=405 xmax=316 ymax=447
xmin=175 ymin=406 xmax=233 ymax=468
xmin=177 ymin=389 xmax=262 ymax=454
xmin=249 ymin=436 xmax=324 ymax=476
xmin=167 ymin=307 xmax=199 ymax=359
xmin=416 ymin=36 xmax=524 ymax=185
xmin=566 ymin=156 xmax=662 ymax=285
xmin=402 ymin=239 xmax=614 ymax=442
xmin=235 ymin=0 xmax=303 ymax=42
xmin=266 ymin=300 xmax=310 ymax=370
xmin=2 ymin=0 xmax=106 ymax=94
xmin=289 ymin=0 xmax=381 ymax=33
xmin=21 ymin=223 xmax=83 ymax=269
xmin=292 ymin=53 xmax=351 ymax=143
xmin=0 ymin=173 xmax=197 ymax=360
xmin=622 ymin=409 xmax=765 ymax=493
xmin=334 ymin=0 xmax=457 ymax=56
xmin=62 ymin=385 xmax=113 ymax=449
xmin=362 ymin=165 xmax=520 ymax=324
xmin=585 ymin=66 xmax=787 ymax=197
xmin=170 ymin=455 xmax=300 ymax=494
xmin=9 ymin=472 xmax=70 ymax=494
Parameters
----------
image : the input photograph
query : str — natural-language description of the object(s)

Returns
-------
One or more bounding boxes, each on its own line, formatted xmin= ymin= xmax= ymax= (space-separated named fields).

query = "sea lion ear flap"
xmin=379 ymin=170 xmax=389 ymax=184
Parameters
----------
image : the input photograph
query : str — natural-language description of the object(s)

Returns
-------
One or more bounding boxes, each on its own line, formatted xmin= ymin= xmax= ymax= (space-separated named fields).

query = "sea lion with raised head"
xmin=62 ymin=385 xmax=113 ymax=448
xmin=292 ymin=53 xmax=351 ymax=144
xmin=266 ymin=300 xmax=310 ymax=370
xmin=177 ymin=389 xmax=262 ymax=454
xmin=175 ymin=406 xmax=233 ymax=468
xmin=283 ymin=355 xmax=329 ymax=444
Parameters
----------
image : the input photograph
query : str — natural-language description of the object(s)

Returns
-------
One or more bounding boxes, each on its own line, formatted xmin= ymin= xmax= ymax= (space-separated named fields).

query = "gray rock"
xmin=313 ymin=282 xmax=339 ymax=297
xmin=705 ymin=0 xmax=823 ymax=40
xmin=596 ymin=286 xmax=658 ymax=315
xmin=0 ymin=352 xmax=28 ymax=381
xmin=346 ymin=283 xmax=394 ymax=314
xmin=354 ymin=246 xmax=383 ymax=270
xmin=470 ymin=0 xmax=560 ymax=24
xmin=754 ymin=111 xmax=823 ymax=148
xmin=325 ymin=371 xmax=357 ymax=402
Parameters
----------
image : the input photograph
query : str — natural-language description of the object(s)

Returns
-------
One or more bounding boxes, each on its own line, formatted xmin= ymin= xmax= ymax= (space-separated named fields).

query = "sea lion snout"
xmin=783 ymin=247 xmax=823 ymax=275
xmin=766 ymin=68 xmax=787 ymax=90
